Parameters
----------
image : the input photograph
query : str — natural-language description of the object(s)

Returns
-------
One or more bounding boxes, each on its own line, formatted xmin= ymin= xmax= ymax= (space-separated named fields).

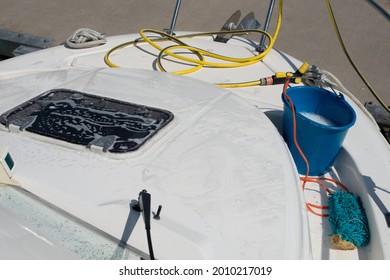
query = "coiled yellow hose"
xmin=104 ymin=0 xmax=284 ymax=85
xmin=139 ymin=29 xmax=273 ymax=75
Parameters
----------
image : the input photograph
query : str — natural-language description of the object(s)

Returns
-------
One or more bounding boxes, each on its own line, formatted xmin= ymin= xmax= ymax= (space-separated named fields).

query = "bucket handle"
xmin=329 ymin=87 xmax=345 ymax=100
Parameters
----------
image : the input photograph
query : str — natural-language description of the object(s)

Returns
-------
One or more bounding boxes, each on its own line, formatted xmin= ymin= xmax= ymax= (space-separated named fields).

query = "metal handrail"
xmin=258 ymin=0 xmax=276 ymax=52
xmin=167 ymin=0 xmax=277 ymax=51
xmin=167 ymin=0 xmax=182 ymax=35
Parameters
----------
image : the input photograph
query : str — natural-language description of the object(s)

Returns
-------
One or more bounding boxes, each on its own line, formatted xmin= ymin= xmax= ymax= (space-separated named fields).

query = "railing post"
xmin=258 ymin=0 xmax=276 ymax=52
xmin=167 ymin=0 xmax=182 ymax=35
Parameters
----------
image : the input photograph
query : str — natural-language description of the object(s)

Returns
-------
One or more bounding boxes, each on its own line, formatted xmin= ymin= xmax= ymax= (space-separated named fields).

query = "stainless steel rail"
xmin=167 ymin=0 xmax=182 ymax=35
xmin=258 ymin=0 xmax=276 ymax=52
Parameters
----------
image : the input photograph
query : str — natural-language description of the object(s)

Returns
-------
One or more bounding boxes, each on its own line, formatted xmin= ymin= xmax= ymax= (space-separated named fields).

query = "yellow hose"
xmin=140 ymin=29 xmax=273 ymax=75
xmin=325 ymin=0 xmax=389 ymax=113
xmin=104 ymin=0 xmax=284 ymax=84
xmin=216 ymin=80 xmax=263 ymax=88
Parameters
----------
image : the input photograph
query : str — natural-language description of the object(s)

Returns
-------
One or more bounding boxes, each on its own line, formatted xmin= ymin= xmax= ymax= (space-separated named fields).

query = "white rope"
xmin=66 ymin=28 xmax=106 ymax=49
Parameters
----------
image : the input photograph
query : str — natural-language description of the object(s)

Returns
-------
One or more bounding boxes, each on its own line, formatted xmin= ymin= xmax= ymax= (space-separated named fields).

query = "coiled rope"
xmin=66 ymin=28 xmax=106 ymax=49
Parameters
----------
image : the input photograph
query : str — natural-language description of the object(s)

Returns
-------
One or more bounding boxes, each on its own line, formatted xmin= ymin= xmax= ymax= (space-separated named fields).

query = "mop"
xmin=328 ymin=190 xmax=370 ymax=250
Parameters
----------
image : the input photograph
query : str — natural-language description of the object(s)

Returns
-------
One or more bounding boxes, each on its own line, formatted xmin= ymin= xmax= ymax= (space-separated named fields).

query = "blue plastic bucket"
xmin=282 ymin=86 xmax=356 ymax=176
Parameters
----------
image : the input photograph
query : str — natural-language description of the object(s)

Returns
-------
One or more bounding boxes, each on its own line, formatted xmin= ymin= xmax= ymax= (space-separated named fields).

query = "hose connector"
xmin=271 ymin=71 xmax=301 ymax=85
xmin=296 ymin=62 xmax=310 ymax=76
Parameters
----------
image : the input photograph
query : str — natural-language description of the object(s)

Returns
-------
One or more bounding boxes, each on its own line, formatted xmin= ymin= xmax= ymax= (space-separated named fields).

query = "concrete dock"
xmin=0 ymin=0 xmax=389 ymax=105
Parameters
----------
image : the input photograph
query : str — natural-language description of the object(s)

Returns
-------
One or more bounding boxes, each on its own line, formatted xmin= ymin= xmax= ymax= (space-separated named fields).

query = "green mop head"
xmin=328 ymin=190 xmax=370 ymax=250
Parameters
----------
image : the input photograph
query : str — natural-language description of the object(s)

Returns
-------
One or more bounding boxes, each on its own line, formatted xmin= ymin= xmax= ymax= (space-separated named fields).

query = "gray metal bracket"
xmin=0 ymin=29 xmax=53 ymax=57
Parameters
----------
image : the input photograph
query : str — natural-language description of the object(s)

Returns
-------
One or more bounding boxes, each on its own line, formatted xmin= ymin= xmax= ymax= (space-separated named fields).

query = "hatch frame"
xmin=0 ymin=89 xmax=174 ymax=153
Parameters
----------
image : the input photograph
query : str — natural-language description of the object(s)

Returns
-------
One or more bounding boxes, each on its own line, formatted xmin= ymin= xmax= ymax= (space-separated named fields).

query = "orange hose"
xmin=283 ymin=78 xmax=349 ymax=217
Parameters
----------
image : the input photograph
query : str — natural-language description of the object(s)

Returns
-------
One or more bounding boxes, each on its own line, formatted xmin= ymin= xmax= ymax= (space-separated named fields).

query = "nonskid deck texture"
xmin=0 ymin=31 xmax=389 ymax=259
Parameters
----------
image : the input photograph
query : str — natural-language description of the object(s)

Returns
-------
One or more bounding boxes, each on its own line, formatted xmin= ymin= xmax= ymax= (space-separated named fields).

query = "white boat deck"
xmin=0 ymin=33 xmax=389 ymax=260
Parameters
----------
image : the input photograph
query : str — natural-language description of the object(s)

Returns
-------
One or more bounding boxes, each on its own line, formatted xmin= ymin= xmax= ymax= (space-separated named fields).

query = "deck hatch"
xmin=0 ymin=89 xmax=174 ymax=153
